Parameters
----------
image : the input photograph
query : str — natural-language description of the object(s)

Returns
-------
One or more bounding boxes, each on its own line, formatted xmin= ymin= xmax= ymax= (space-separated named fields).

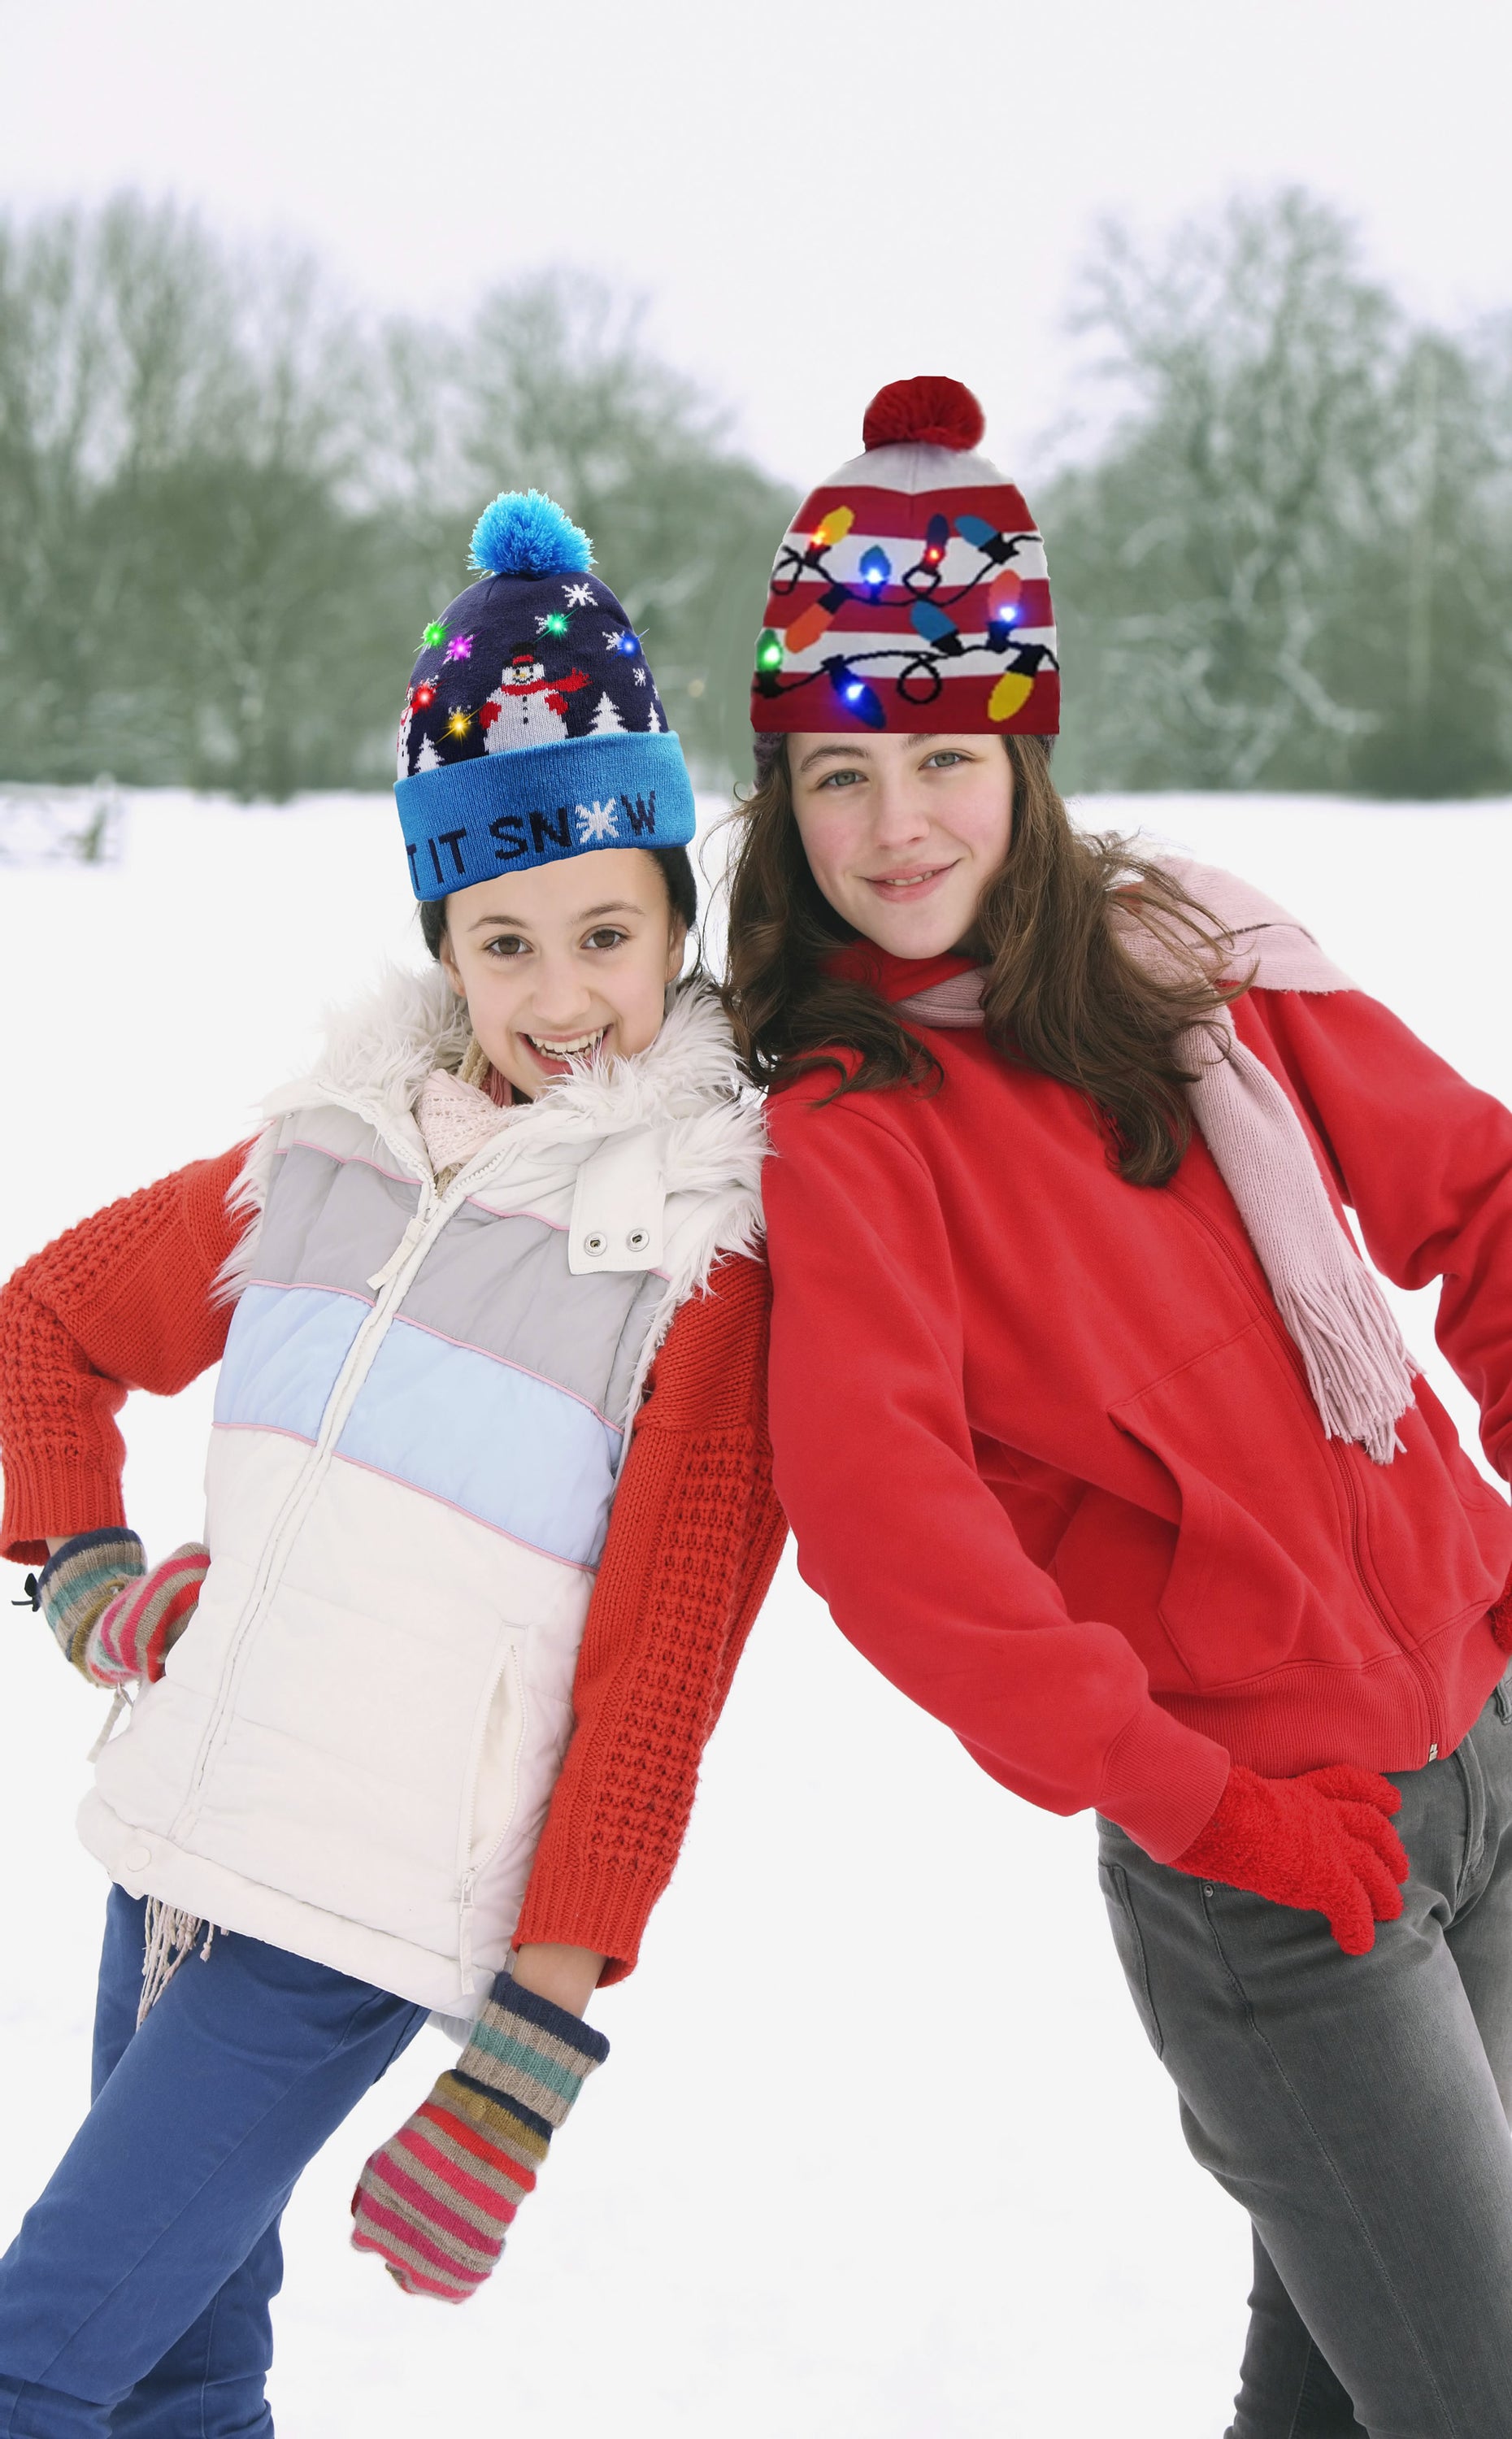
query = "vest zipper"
xmin=458 ymin=1868 xmax=479 ymax=1996
xmin=169 ymin=1132 xmax=524 ymax=1848
xmin=1167 ymin=1177 xmax=1441 ymax=1758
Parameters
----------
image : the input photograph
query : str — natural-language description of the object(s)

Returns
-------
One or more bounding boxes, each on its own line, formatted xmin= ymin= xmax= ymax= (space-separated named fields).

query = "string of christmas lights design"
xmin=754 ymin=504 xmax=1058 ymax=727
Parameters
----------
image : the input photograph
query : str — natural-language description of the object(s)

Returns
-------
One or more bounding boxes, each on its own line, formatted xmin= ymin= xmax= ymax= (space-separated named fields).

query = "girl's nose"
xmin=524 ymin=968 xmax=597 ymax=1029
xmin=870 ymin=785 xmax=932 ymax=847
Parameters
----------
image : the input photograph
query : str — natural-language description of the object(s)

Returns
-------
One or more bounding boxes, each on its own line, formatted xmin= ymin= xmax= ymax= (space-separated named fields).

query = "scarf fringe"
xmin=1272 ymin=1258 xmax=1415 ymax=1466
xmin=137 ymin=1898 xmax=218 ymax=2027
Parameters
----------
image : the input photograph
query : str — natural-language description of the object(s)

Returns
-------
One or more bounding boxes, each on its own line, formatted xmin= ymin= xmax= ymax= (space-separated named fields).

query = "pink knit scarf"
xmin=893 ymin=858 xmax=1415 ymax=1465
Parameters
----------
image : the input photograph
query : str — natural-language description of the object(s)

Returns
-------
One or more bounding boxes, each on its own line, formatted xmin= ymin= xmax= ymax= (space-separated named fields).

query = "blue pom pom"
xmin=468 ymin=489 xmax=594 ymax=579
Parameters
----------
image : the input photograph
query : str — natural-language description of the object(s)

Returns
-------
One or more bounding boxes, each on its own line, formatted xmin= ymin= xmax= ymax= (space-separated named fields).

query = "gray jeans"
xmin=1098 ymin=1672 xmax=1512 ymax=2439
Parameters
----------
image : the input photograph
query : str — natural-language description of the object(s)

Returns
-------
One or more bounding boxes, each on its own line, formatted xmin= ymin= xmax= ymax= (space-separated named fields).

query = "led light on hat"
xmin=749 ymin=376 xmax=1060 ymax=738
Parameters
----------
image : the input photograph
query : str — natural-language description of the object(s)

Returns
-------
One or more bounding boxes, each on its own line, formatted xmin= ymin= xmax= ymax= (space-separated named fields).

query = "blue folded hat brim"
xmin=395 ymin=731 xmax=696 ymax=902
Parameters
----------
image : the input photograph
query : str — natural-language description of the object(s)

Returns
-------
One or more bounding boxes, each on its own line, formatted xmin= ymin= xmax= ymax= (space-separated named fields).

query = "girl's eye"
xmin=815 ymin=767 xmax=864 ymax=790
xmin=584 ymin=928 xmax=629 ymax=952
xmin=923 ymin=750 xmax=968 ymax=768
xmin=483 ymin=934 xmax=530 ymax=959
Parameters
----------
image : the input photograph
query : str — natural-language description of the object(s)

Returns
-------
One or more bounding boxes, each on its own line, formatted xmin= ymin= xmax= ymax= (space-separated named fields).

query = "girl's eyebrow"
xmin=467 ymin=899 xmax=641 ymax=933
xmin=797 ymin=733 xmax=939 ymax=774
xmin=798 ymin=744 xmax=870 ymax=773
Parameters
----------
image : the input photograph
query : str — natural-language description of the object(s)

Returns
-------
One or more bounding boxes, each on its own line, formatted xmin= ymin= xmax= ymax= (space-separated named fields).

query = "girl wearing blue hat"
xmin=0 ymin=493 xmax=782 ymax=2428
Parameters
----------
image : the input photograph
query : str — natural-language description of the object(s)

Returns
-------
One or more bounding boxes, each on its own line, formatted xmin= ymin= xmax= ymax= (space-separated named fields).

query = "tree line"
xmin=1 ymin=189 xmax=1509 ymax=799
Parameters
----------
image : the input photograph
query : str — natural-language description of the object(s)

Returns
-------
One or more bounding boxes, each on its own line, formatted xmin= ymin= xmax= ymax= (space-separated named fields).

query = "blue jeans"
xmin=0 ymin=1888 xmax=428 ymax=2437
xmin=1099 ymin=1673 xmax=1512 ymax=2438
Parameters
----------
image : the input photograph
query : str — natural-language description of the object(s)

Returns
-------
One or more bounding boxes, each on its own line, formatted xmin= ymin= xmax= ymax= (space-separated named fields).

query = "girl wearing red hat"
xmin=727 ymin=374 xmax=1512 ymax=2434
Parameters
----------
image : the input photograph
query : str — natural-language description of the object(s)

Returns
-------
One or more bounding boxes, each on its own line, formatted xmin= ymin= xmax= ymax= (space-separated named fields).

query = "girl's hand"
xmin=33 ymin=1531 xmax=207 ymax=1685
xmin=34 ymin=1529 xmax=146 ymax=1675
xmin=88 ymin=1545 xmax=210 ymax=1686
xmin=351 ymin=1973 xmax=609 ymax=2302
xmin=1173 ymin=1762 xmax=1409 ymax=1956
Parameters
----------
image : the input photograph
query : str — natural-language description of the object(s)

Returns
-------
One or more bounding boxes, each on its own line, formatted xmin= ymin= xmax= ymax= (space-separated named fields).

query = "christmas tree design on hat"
xmin=393 ymin=489 xmax=693 ymax=903
xmin=750 ymin=376 xmax=1059 ymax=737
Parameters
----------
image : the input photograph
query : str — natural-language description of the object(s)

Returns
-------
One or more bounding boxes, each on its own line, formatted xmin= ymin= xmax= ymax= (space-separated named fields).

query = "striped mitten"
xmin=36 ymin=1528 xmax=145 ymax=1676
xmin=351 ymin=1976 xmax=610 ymax=2302
xmin=89 ymin=1544 xmax=210 ymax=1686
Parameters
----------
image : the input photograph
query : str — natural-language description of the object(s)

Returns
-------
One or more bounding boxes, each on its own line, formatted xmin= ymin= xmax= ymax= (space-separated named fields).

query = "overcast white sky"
xmin=4 ymin=0 xmax=1510 ymax=498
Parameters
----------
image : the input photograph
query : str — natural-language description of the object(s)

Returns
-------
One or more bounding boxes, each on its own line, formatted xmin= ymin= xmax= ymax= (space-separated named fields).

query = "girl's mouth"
xmin=523 ymin=1027 xmax=606 ymax=1073
xmin=864 ymin=864 xmax=954 ymax=900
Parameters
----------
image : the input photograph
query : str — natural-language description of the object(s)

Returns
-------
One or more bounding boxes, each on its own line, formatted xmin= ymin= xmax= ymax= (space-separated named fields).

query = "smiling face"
xmin=786 ymin=732 xmax=1015 ymax=959
xmin=438 ymin=849 xmax=687 ymax=1096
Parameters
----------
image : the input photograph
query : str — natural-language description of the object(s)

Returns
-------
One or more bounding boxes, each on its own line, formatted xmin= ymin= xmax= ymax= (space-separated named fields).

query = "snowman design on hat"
xmin=479 ymin=649 xmax=590 ymax=750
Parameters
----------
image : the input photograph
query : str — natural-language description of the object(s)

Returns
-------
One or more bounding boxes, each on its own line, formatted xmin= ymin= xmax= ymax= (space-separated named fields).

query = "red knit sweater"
xmin=0 ymin=1146 xmax=786 ymax=1982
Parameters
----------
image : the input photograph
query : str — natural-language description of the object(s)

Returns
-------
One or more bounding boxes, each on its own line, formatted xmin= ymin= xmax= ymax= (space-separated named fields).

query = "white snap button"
xmin=584 ymin=1233 xmax=606 ymax=1257
xmin=123 ymin=1843 xmax=152 ymax=1872
xmin=627 ymin=1228 xmax=649 ymax=1252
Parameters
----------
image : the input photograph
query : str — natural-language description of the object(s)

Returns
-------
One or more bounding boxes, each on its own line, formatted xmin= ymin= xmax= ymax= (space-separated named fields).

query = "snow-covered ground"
xmin=2 ymin=785 xmax=1509 ymax=2437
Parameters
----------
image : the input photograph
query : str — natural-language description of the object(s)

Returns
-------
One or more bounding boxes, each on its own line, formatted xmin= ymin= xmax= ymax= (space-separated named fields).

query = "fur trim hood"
xmin=218 ymin=972 xmax=768 ymax=1363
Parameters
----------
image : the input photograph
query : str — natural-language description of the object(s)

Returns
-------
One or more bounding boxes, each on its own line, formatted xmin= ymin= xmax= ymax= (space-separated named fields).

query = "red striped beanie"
xmin=749 ymin=375 xmax=1058 ymax=740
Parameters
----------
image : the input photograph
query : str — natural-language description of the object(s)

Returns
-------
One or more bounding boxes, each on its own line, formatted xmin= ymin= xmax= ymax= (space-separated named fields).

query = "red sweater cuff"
xmin=513 ymin=1859 xmax=664 ymax=1987
xmin=1095 ymin=1701 xmax=1231 ymax=1862
xmin=2 ymin=1450 xmax=128 ymax=1570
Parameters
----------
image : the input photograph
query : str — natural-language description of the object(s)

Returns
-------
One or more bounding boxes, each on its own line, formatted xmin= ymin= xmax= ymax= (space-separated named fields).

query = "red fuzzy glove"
xmin=1490 ymin=1584 xmax=1512 ymax=1655
xmin=1174 ymin=1763 xmax=1409 ymax=1956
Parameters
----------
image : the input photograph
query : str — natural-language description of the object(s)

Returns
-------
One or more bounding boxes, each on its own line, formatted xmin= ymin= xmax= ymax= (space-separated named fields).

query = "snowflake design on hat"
xmin=563 ymin=582 xmax=597 ymax=608
xmin=576 ymin=798 xmax=620 ymax=844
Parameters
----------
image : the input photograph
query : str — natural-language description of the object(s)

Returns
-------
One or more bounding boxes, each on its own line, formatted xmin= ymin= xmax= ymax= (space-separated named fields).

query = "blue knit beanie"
xmin=393 ymin=489 xmax=695 ymax=903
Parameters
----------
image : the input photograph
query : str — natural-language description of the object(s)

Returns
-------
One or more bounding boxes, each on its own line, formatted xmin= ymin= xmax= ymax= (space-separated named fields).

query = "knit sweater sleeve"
xmin=0 ymin=1146 xmax=254 ymax=1565
xmin=512 ymin=1253 xmax=786 ymax=1984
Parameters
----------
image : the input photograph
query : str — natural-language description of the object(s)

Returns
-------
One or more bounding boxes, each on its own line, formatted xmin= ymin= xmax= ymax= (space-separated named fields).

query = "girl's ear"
xmin=438 ymin=928 xmax=465 ymax=998
xmin=663 ymin=915 xmax=689 ymax=985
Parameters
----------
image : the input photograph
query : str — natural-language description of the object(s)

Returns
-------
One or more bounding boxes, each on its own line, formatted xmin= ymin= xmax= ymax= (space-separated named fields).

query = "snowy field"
xmin=2 ymin=785 xmax=1510 ymax=2437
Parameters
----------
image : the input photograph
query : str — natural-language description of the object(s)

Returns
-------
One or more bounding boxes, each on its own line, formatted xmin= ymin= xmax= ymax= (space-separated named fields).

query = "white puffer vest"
xmin=77 ymin=972 xmax=767 ymax=2012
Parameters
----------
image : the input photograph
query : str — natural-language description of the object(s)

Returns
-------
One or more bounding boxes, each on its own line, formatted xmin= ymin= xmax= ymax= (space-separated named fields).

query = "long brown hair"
xmin=720 ymin=735 xmax=1243 ymax=1188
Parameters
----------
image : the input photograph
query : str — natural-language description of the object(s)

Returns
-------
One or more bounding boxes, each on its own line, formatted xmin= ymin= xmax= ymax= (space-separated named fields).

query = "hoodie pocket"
xmin=1108 ymin=1321 xmax=1348 ymax=1690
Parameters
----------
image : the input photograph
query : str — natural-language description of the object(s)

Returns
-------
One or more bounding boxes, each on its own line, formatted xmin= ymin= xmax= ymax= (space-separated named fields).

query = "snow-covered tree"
xmin=589 ymin=691 xmax=625 ymax=733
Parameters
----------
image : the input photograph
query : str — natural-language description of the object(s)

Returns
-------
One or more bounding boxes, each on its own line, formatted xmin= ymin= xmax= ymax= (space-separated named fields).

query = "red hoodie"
xmin=763 ymin=954 xmax=1512 ymax=1863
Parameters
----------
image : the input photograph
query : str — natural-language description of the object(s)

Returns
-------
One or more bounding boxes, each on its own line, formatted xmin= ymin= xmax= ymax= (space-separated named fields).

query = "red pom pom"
xmin=862 ymin=376 xmax=985 ymax=453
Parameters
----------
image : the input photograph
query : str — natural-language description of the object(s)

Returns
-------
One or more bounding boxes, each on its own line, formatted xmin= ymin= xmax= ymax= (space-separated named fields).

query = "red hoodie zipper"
xmin=1168 ymin=1176 xmax=1442 ymax=1760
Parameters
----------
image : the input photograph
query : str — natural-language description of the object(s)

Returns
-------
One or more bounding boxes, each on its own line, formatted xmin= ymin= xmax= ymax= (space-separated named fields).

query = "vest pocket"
xmin=461 ymin=1641 xmax=526 ymax=1875
xmin=456 ymin=1641 xmax=526 ymax=1996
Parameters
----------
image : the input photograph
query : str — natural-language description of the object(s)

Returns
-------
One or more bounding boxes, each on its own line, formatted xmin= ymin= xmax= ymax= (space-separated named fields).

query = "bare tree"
xmin=1045 ymin=189 xmax=1511 ymax=794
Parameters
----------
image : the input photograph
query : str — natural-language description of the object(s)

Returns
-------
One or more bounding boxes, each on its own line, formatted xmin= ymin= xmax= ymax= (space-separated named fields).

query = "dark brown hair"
xmin=418 ymin=843 xmax=698 ymax=962
xmin=721 ymin=735 xmax=1242 ymax=1188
